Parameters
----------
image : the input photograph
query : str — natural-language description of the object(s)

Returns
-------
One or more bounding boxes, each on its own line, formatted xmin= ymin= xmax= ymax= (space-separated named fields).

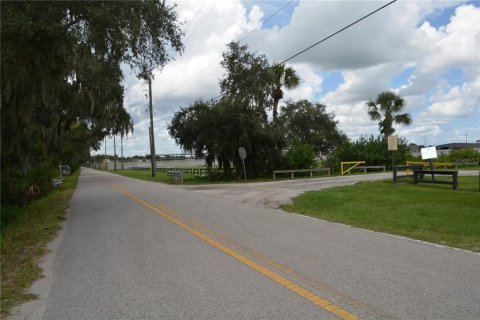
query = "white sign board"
xmin=421 ymin=146 xmax=437 ymax=160
xmin=387 ymin=135 xmax=398 ymax=151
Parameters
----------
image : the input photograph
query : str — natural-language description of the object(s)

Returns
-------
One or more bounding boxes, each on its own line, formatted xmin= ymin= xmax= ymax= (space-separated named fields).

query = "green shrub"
xmin=326 ymin=135 xmax=414 ymax=173
xmin=437 ymin=148 xmax=480 ymax=164
xmin=283 ymin=144 xmax=316 ymax=169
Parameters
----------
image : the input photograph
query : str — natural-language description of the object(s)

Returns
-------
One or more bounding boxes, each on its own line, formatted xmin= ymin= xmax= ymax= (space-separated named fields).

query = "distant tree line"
xmin=1 ymin=1 xmax=183 ymax=205
xmin=437 ymin=148 xmax=480 ymax=164
xmin=169 ymin=42 xmax=347 ymax=179
xmin=169 ymin=42 xmax=417 ymax=178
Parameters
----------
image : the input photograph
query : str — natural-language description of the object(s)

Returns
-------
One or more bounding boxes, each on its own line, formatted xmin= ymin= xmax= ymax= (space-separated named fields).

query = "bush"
xmin=326 ymin=135 xmax=413 ymax=173
xmin=283 ymin=144 xmax=316 ymax=169
xmin=437 ymin=148 xmax=480 ymax=164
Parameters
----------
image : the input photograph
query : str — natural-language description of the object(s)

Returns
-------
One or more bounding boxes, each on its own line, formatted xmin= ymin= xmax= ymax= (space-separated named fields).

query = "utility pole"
xmin=104 ymin=136 xmax=107 ymax=170
xmin=121 ymin=135 xmax=124 ymax=170
xmin=147 ymin=76 xmax=156 ymax=177
xmin=113 ymin=134 xmax=117 ymax=171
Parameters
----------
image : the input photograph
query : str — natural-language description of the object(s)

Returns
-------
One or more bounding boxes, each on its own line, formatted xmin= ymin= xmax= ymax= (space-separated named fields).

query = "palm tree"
xmin=271 ymin=63 xmax=300 ymax=123
xmin=366 ymin=91 xmax=412 ymax=138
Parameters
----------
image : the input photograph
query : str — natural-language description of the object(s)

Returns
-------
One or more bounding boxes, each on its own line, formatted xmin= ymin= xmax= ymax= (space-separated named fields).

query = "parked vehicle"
xmin=60 ymin=165 xmax=71 ymax=176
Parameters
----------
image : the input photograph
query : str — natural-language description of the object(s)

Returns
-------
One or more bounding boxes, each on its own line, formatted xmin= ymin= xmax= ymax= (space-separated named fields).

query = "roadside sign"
xmin=238 ymin=147 xmax=247 ymax=181
xmin=421 ymin=146 xmax=437 ymax=160
xmin=238 ymin=147 xmax=247 ymax=160
xmin=387 ymin=135 xmax=398 ymax=151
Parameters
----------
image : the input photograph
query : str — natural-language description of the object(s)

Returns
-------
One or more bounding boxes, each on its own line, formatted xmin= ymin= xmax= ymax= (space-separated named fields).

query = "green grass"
xmin=281 ymin=177 xmax=480 ymax=251
xmin=110 ymin=169 xmax=229 ymax=184
xmin=109 ymin=169 xmax=268 ymax=184
xmin=0 ymin=171 xmax=79 ymax=317
xmin=112 ymin=169 xmax=174 ymax=183
xmin=108 ymin=168 xmax=332 ymax=184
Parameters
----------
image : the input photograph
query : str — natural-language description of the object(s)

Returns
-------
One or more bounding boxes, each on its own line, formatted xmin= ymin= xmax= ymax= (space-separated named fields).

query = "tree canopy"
xmin=169 ymin=42 xmax=347 ymax=178
xmin=366 ymin=91 xmax=412 ymax=138
xmin=1 ymin=1 xmax=183 ymax=204
xmin=270 ymin=64 xmax=300 ymax=123
xmin=279 ymin=100 xmax=347 ymax=154
xmin=219 ymin=41 xmax=273 ymax=113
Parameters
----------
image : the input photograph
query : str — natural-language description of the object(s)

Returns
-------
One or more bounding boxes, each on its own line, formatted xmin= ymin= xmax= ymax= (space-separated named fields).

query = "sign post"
xmin=238 ymin=147 xmax=247 ymax=181
xmin=421 ymin=146 xmax=438 ymax=181
xmin=388 ymin=135 xmax=398 ymax=180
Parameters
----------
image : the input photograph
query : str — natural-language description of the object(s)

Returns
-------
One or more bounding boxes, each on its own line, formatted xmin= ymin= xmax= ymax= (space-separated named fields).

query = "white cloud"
xmin=95 ymin=0 xmax=480 ymax=156
xmin=120 ymin=0 xmax=263 ymax=155
xmin=400 ymin=4 xmax=480 ymax=96
xmin=322 ymin=63 xmax=404 ymax=106
xmin=247 ymin=5 xmax=264 ymax=31
xmin=420 ymin=76 xmax=480 ymax=121
xmin=419 ymin=5 xmax=480 ymax=72
xmin=283 ymin=63 xmax=323 ymax=101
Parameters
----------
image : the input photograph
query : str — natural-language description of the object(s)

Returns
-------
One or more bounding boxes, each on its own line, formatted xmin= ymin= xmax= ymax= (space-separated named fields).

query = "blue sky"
xmin=94 ymin=0 xmax=480 ymax=157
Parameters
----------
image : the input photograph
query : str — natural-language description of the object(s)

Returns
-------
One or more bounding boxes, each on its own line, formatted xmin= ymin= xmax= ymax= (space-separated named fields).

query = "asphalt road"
xmin=12 ymin=168 xmax=480 ymax=320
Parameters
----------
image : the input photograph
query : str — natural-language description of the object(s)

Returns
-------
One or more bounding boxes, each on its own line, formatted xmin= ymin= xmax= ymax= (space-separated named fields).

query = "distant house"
xmin=408 ymin=143 xmax=421 ymax=157
xmin=436 ymin=142 xmax=480 ymax=155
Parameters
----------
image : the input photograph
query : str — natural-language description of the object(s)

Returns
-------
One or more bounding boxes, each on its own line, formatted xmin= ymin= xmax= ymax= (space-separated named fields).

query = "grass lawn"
xmin=107 ymin=168 xmax=332 ymax=184
xmin=281 ymin=176 xmax=480 ymax=252
xmin=0 ymin=171 xmax=79 ymax=318
xmin=110 ymin=169 xmax=229 ymax=184
xmin=112 ymin=169 xmax=174 ymax=183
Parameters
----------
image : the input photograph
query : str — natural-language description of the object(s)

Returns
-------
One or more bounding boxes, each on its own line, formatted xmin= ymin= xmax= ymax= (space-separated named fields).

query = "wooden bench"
xmin=413 ymin=170 xmax=458 ymax=190
xmin=273 ymin=168 xmax=330 ymax=180
xmin=166 ymin=171 xmax=184 ymax=184
xmin=393 ymin=165 xmax=424 ymax=182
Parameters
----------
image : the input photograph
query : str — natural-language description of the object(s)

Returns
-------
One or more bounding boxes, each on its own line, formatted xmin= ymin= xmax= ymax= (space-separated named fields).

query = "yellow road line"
xmin=110 ymin=183 xmax=359 ymax=320
xmin=165 ymin=214 xmax=395 ymax=319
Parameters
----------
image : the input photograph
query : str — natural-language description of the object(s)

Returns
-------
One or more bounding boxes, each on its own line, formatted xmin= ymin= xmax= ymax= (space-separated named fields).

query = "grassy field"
xmin=0 ymin=171 xmax=79 ymax=317
xmin=112 ymin=169 xmax=175 ymax=183
xmin=282 ymin=176 xmax=480 ymax=252
xmin=109 ymin=169 xmax=273 ymax=184
xmin=110 ymin=168 xmax=228 ymax=184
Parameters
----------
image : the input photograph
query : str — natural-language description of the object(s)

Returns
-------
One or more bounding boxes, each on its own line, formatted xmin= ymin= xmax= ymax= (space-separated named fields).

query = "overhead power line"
xmin=164 ymin=1 xmax=295 ymax=98
xmin=237 ymin=0 xmax=295 ymax=43
xmin=183 ymin=3 xmax=217 ymax=44
xmin=280 ymin=0 xmax=397 ymax=64
xmin=209 ymin=0 xmax=397 ymax=104
xmin=183 ymin=1 xmax=207 ymax=34
xmin=144 ymin=1 xmax=397 ymax=127
xmin=153 ymin=115 xmax=174 ymax=123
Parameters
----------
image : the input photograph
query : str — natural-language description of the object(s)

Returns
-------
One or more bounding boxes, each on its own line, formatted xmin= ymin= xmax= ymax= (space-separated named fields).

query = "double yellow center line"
xmin=111 ymin=183 xmax=358 ymax=320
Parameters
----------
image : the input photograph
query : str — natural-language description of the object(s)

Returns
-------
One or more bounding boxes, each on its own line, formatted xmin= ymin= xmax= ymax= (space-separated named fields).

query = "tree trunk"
xmin=272 ymin=98 xmax=280 ymax=123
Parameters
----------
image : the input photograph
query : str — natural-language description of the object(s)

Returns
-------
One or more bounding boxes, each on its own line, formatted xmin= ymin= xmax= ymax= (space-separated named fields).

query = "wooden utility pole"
xmin=121 ymin=135 xmax=124 ymax=170
xmin=113 ymin=135 xmax=117 ymax=171
xmin=148 ymin=76 xmax=156 ymax=177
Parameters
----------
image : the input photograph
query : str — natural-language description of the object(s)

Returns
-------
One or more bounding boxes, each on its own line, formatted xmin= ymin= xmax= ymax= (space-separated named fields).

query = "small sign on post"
xmin=388 ymin=135 xmax=397 ymax=179
xmin=238 ymin=147 xmax=247 ymax=181
xmin=421 ymin=146 xmax=437 ymax=181
xmin=421 ymin=146 xmax=437 ymax=160
xmin=387 ymin=135 xmax=398 ymax=151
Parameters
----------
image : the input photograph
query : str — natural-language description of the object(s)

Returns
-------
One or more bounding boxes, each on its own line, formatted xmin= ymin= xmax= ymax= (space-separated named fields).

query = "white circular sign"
xmin=238 ymin=147 xmax=247 ymax=160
